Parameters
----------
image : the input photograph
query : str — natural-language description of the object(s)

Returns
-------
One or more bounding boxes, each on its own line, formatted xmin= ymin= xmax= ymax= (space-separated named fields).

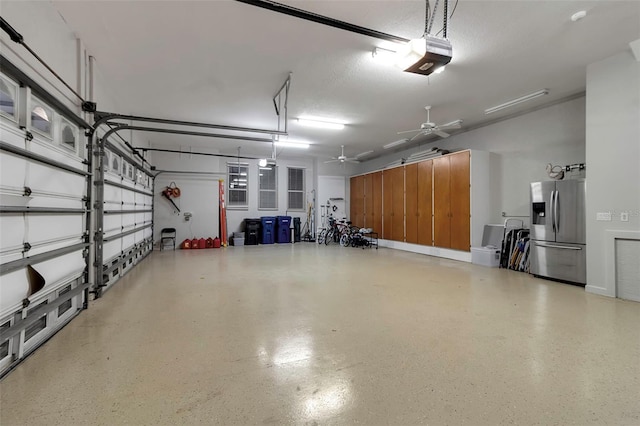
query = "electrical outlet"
xmin=620 ymin=212 xmax=629 ymax=222
xmin=596 ymin=212 xmax=612 ymax=221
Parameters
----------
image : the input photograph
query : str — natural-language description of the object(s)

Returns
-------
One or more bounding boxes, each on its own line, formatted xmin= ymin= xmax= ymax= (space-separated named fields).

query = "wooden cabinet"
xmin=370 ymin=171 xmax=383 ymax=233
xmin=351 ymin=150 xmax=474 ymax=253
xmin=433 ymin=151 xmax=470 ymax=251
xmin=405 ymin=163 xmax=418 ymax=244
xmin=350 ymin=175 xmax=364 ymax=228
xmin=417 ymin=160 xmax=433 ymax=246
xmin=383 ymin=167 xmax=404 ymax=241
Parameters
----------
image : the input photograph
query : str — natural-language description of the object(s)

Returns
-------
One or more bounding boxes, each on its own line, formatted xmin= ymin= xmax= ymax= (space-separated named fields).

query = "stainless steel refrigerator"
xmin=530 ymin=179 xmax=586 ymax=285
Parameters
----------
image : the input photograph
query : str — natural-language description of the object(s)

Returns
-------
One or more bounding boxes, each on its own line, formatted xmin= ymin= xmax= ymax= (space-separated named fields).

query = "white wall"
xmin=585 ymin=48 xmax=640 ymax=296
xmin=152 ymin=151 xmax=316 ymax=242
xmin=358 ymin=97 xmax=587 ymax=227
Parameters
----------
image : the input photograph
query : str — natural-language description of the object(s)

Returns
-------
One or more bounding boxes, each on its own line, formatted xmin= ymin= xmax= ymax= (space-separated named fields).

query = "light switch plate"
xmin=620 ymin=212 xmax=629 ymax=222
xmin=596 ymin=212 xmax=612 ymax=221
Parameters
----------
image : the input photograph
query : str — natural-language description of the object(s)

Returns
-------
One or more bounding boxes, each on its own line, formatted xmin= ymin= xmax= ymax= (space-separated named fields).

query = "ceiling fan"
xmin=324 ymin=145 xmax=370 ymax=164
xmin=397 ymin=106 xmax=462 ymax=140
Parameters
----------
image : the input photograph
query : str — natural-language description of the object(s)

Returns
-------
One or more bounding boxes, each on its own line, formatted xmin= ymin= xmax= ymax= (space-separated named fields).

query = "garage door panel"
xmin=26 ymin=237 xmax=84 ymax=258
xmin=135 ymin=213 xmax=145 ymax=224
xmin=104 ymin=186 xmax=122 ymax=204
xmin=0 ymin=123 xmax=25 ymax=146
xmin=0 ymin=270 xmax=28 ymax=317
xmin=25 ymin=197 xmax=84 ymax=209
xmin=0 ymin=215 xmax=24 ymax=252
xmin=122 ymin=214 xmax=135 ymax=228
xmin=29 ymin=141 xmax=85 ymax=170
xmin=144 ymin=228 xmax=152 ymax=239
xmin=27 ymin=215 xmax=83 ymax=246
xmin=29 ymin=164 xmax=85 ymax=198
xmin=104 ymin=216 xmax=122 ymax=233
xmin=103 ymin=240 xmax=122 ymax=262
xmin=122 ymin=190 xmax=135 ymax=205
xmin=0 ymin=154 xmax=27 ymax=191
xmin=122 ymin=234 xmax=135 ymax=250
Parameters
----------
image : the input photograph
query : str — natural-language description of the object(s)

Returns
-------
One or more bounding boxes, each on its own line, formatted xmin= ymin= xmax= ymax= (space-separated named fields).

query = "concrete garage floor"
xmin=1 ymin=244 xmax=639 ymax=425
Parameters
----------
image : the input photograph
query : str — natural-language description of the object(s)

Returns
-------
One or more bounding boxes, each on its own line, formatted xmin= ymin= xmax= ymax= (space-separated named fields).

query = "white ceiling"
xmin=51 ymin=0 xmax=640 ymax=161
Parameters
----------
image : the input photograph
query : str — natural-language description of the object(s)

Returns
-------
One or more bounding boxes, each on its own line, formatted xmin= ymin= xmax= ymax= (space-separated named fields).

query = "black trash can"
xmin=244 ymin=218 xmax=261 ymax=246
xmin=293 ymin=217 xmax=301 ymax=242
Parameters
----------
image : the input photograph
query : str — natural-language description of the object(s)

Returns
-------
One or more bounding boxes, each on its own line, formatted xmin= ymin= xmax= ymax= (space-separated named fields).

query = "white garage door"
xmin=0 ymin=73 xmax=90 ymax=375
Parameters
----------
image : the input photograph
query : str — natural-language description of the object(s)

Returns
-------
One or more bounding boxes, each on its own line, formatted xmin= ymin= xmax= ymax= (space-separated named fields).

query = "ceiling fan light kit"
xmin=484 ymin=89 xmax=550 ymax=115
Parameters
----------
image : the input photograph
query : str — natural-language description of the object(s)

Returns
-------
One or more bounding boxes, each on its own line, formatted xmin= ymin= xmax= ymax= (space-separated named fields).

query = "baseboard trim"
xmin=378 ymin=240 xmax=472 ymax=262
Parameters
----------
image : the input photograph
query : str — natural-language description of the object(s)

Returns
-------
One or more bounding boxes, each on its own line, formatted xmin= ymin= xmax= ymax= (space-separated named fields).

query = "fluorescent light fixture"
xmin=296 ymin=116 xmax=346 ymax=130
xmin=484 ymin=89 xmax=550 ymax=115
xmin=383 ymin=138 xmax=409 ymax=150
xmin=275 ymin=140 xmax=310 ymax=149
xmin=355 ymin=150 xmax=374 ymax=158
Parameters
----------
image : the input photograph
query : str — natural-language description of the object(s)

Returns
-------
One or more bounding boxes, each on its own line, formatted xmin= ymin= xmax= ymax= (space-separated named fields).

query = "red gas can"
xmin=198 ymin=238 xmax=206 ymax=249
xmin=212 ymin=237 xmax=221 ymax=248
xmin=205 ymin=238 xmax=214 ymax=248
xmin=191 ymin=238 xmax=200 ymax=249
xmin=181 ymin=239 xmax=191 ymax=249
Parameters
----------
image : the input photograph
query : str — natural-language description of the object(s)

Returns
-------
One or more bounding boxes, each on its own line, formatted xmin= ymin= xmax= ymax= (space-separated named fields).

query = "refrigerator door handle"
xmin=554 ymin=190 xmax=560 ymax=233
xmin=550 ymin=191 xmax=556 ymax=232
xmin=534 ymin=242 xmax=582 ymax=250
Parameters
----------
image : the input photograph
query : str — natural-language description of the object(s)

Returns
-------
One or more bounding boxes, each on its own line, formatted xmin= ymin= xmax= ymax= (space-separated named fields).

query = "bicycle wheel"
xmin=340 ymin=233 xmax=350 ymax=247
xmin=317 ymin=229 xmax=326 ymax=244
xmin=324 ymin=229 xmax=333 ymax=245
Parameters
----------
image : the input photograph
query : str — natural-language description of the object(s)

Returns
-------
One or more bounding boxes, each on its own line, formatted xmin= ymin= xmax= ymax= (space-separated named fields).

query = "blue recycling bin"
xmin=276 ymin=216 xmax=292 ymax=243
xmin=260 ymin=216 xmax=276 ymax=244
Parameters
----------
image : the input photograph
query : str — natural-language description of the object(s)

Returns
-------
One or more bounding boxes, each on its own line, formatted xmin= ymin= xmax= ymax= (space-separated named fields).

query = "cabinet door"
xmin=371 ymin=171 xmax=383 ymax=234
xmin=350 ymin=175 xmax=364 ymax=228
xmin=405 ymin=163 xmax=418 ymax=244
xmin=382 ymin=170 xmax=393 ymax=240
xmin=449 ymin=152 xmax=470 ymax=251
xmin=433 ymin=157 xmax=451 ymax=248
xmin=391 ymin=167 xmax=405 ymax=242
xmin=364 ymin=173 xmax=373 ymax=229
xmin=417 ymin=160 xmax=433 ymax=246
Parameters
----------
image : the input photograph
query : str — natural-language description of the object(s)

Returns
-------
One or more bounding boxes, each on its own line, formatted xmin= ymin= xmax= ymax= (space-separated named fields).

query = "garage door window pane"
xmin=0 ymin=321 xmax=10 ymax=359
xmin=25 ymin=302 xmax=48 ymax=342
xmin=57 ymin=285 xmax=73 ymax=317
xmin=0 ymin=76 xmax=17 ymax=120
xmin=31 ymin=97 xmax=53 ymax=137
xmin=60 ymin=119 xmax=78 ymax=154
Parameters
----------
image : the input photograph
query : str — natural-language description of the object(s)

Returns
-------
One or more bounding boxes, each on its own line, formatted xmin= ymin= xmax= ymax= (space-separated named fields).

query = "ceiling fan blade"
xmin=345 ymin=158 xmax=361 ymax=163
xmin=433 ymin=130 xmax=450 ymax=138
xmin=438 ymin=120 xmax=463 ymax=130
xmin=410 ymin=130 xmax=431 ymax=141
xmin=324 ymin=159 xmax=340 ymax=164
xmin=397 ymin=129 xmax=423 ymax=135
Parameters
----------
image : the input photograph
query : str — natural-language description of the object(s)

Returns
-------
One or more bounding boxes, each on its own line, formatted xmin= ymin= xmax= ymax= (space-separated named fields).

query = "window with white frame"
xmin=259 ymin=165 xmax=277 ymax=209
xmin=227 ymin=163 xmax=248 ymax=207
xmin=59 ymin=117 xmax=79 ymax=155
xmin=288 ymin=167 xmax=305 ymax=210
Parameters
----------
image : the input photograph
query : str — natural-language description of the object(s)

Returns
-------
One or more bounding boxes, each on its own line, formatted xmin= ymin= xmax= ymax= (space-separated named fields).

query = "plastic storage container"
xmin=276 ymin=216 xmax=291 ymax=244
xmin=245 ymin=218 xmax=261 ymax=246
xmin=471 ymin=247 xmax=501 ymax=267
xmin=260 ymin=217 xmax=276 ymax=244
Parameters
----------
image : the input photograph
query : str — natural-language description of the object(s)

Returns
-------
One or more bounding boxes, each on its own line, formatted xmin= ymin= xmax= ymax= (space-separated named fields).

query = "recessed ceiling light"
xmin=571 ymin=10 xmax=587 ymax=22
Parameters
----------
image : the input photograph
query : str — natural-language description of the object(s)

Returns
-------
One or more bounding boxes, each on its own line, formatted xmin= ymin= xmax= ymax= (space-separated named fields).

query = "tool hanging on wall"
xmin=161 ymin=181 xmax=181 ymax=212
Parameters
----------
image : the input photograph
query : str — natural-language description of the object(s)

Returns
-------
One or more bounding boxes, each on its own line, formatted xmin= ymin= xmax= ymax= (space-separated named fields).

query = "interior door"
xmin=449 ymin=152 xmax=470 ymax=251
xmin=405 ymin=163 xmax=418 ymax=244
xmin=417 ymin=160 xmax=433 ymax=246
xmin=556 ymin=179 xmax=586 ymax=244
xmin=371 ymin=171 xmax=383 ymax=234
xmin=433 ymin=157 xmax=451 ymax=248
